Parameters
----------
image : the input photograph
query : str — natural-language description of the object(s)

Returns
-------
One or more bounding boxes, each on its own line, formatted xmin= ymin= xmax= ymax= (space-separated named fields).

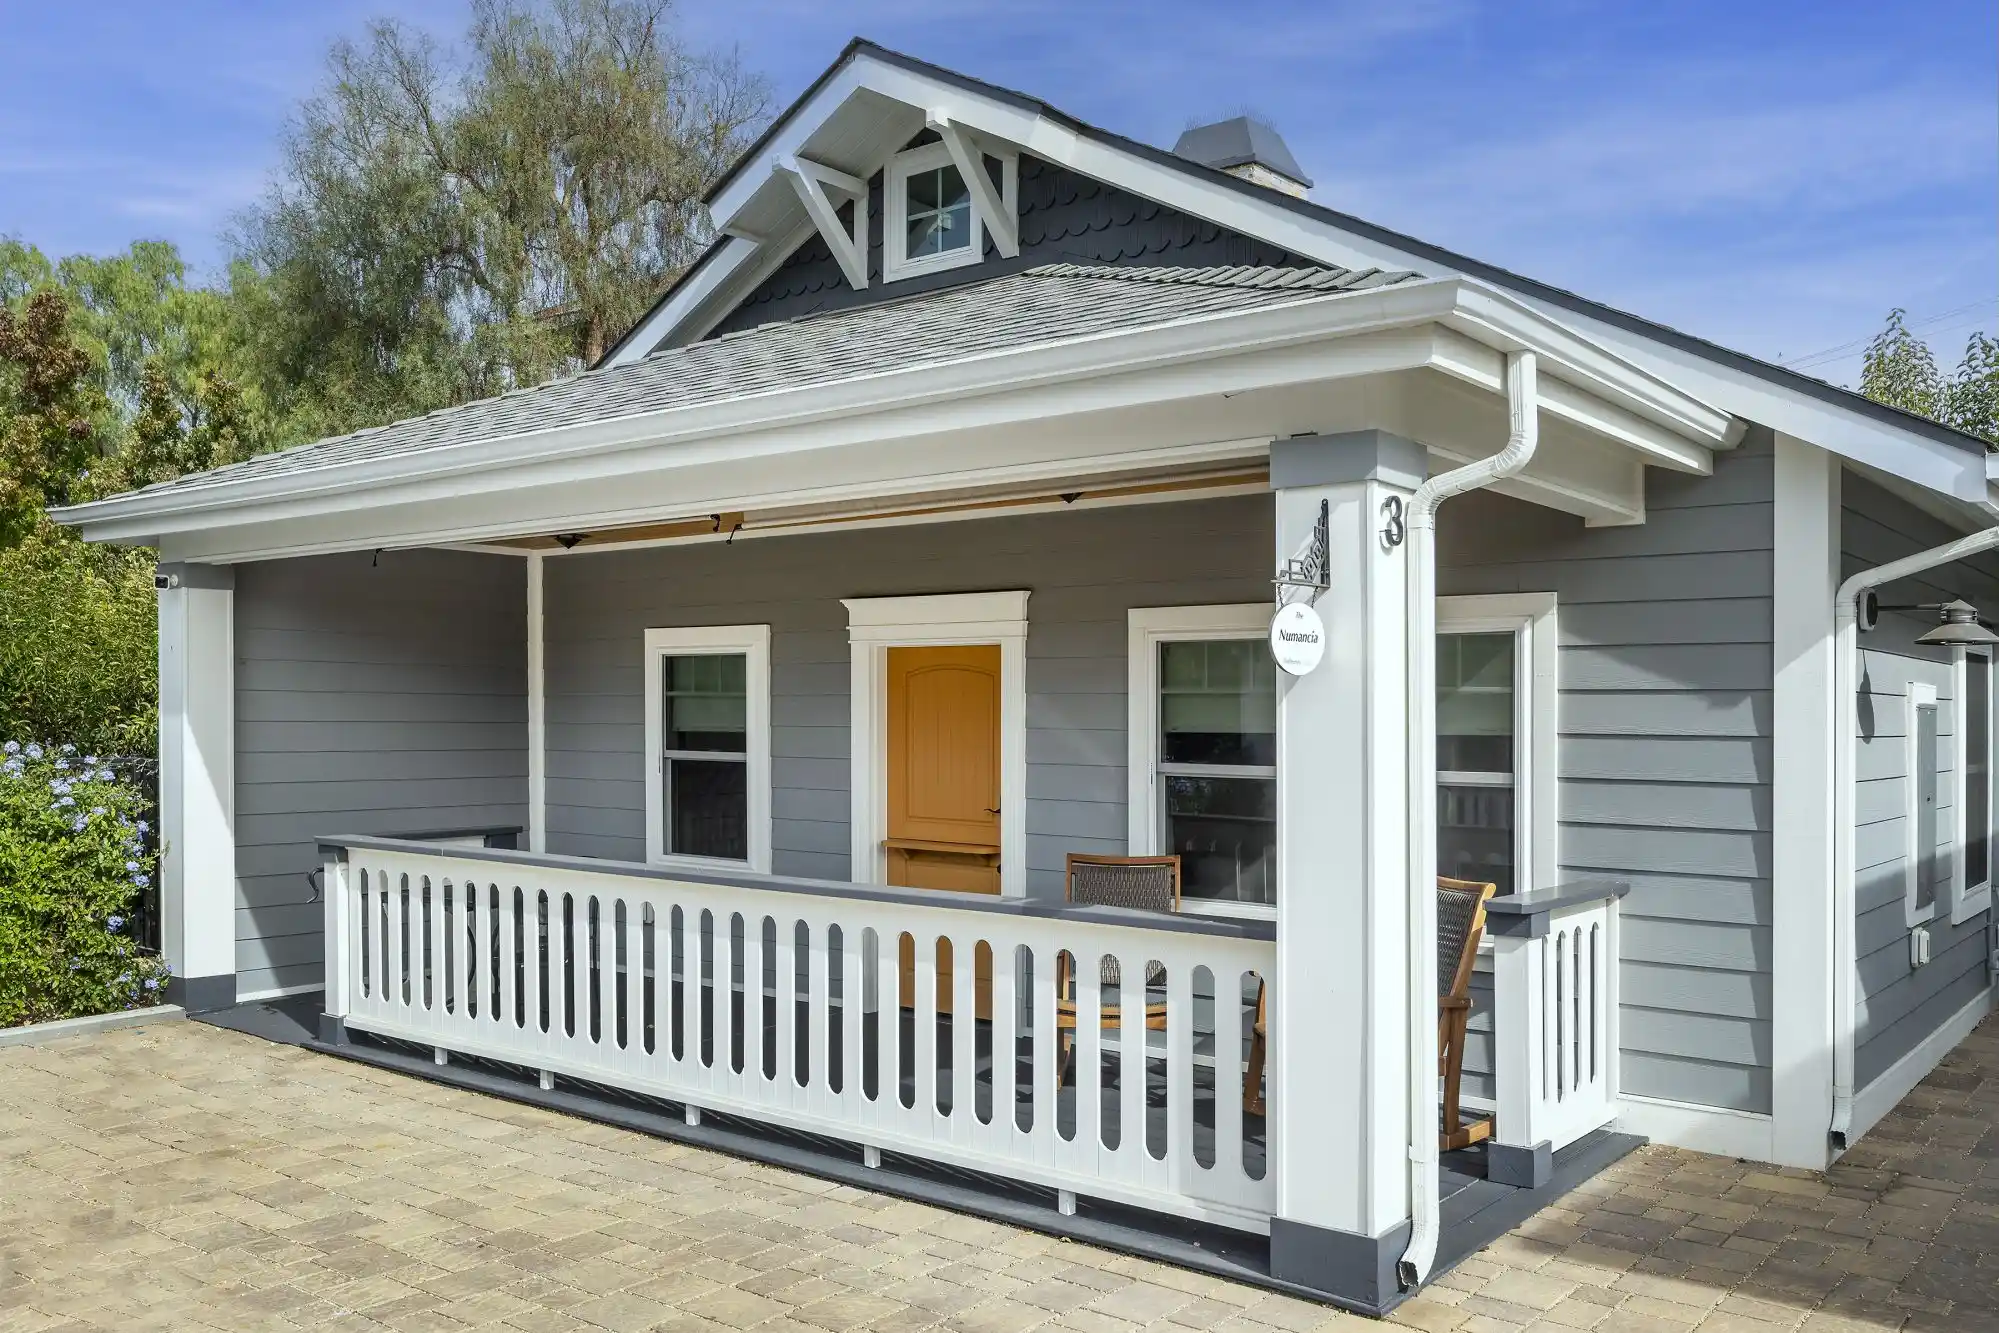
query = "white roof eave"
xmin=55 ymin=277 xmax=1732 ymax=550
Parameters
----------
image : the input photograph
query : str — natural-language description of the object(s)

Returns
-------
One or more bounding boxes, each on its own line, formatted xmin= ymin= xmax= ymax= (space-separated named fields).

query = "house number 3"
xmin=1381 ymin=496 xmax=1406 ymax=548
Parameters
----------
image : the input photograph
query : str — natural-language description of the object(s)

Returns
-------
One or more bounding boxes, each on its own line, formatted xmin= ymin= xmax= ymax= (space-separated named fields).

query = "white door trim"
xmin=844 ymin=591 xmax=1029 ymax=898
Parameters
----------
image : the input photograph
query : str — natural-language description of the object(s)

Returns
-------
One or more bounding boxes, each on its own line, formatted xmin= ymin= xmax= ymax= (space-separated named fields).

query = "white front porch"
xmin=129 ymin=270 xmax=1738 ymax=1311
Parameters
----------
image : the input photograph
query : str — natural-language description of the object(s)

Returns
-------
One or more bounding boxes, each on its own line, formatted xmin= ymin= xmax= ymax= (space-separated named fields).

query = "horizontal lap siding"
xmin=1842 ymin=471 xmax=1996 ymax=1089
xmin=544 ymin=496 xmax=1270 ymax=896
xmin=233 ymin=550 xmax=528 ymax=996
xmin=1440 ymin=434 xmax=1777 ymax=1113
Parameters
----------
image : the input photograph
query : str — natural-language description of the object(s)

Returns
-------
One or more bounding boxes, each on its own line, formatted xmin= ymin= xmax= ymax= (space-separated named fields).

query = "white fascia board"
xmin=63 ymin=277 xmax=1726 ymax=554
xmin=1547 ymin=306 xmax=1987 ymax=501
xmin=155 ymin=439 xmax=1276 ymax=564
xmin=61 ymin=279 xmax=1464 ymax=542
xmin=604 ymin=235 xmax=763 ymax=368
xmin=1441 ymin=288 xmax=1738 ymax=457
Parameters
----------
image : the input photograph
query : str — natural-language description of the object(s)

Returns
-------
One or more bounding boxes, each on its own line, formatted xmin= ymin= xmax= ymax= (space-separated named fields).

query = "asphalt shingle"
xmin=114 ymin=261 xmax=1420 ymax=504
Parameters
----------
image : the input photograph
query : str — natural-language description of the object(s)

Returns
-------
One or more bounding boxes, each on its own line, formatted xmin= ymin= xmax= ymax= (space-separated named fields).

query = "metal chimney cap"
xmin=1172 ymin=116 xmax=1313 ymax=189
xmin=1916 ymin=599 xmax=1999 ymax=646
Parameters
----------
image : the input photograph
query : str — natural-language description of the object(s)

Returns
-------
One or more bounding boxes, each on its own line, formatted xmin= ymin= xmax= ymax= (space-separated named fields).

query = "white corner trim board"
xmin=1848 ymin=986 xmax=1993 ymax=1147
xmin=1615 ymin=1094 xmax=1777 ymax=1163
xmin=844 ymin=591 xmax=1029 ymax=898
xmin=1768 ymin=433 xmax=1838 ymax=1170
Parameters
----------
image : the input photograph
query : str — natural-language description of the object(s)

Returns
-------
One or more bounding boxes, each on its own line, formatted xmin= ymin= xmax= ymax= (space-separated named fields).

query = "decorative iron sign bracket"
xmin=1273 ymin=498 xmax=1330 ymax=607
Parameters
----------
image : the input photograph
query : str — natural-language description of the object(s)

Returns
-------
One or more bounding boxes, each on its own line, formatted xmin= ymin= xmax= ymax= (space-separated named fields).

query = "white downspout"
xmin=1829 ymin=523 xmax=1999 ymax=1149
xmin=1398 ymin=350 xmax=1539 ymax=1290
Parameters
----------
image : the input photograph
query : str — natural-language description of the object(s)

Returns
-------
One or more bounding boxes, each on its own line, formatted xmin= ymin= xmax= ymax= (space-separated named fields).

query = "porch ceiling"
xmin=53 ymin=265 xmax=1737 ymax=563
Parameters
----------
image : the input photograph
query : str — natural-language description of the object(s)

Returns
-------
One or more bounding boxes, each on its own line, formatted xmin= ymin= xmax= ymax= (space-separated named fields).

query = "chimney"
xmin=1172 ymin=116 xmax=1312 ymax=198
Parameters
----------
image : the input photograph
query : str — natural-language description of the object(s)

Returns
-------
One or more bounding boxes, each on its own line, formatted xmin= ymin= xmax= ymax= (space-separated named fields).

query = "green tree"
xmin=235 ymin=0 xmax=768 ymax=439
xmin=0 ymin=291 xmax=106 ymax=546
xmin=1946 ymin=332 xmax=1999 ymax=446
xmin=1860 ymin=309 xmax=1999 ymax=446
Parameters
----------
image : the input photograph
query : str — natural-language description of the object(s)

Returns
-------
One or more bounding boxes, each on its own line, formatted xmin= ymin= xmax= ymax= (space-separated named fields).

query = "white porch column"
xmin=1266 ymin=431 xmax=1423 ymax=1304
xmin=157 ymin=562 xmax=237 ymax=1012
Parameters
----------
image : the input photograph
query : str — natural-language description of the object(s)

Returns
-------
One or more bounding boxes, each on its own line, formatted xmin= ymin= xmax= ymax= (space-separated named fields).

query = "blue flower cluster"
xmin=3 ymin=738 xmax=171 ymax=1012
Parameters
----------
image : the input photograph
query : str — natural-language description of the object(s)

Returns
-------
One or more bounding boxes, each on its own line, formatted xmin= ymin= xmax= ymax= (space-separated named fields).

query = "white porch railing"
xmin=1486 ymin=881 xmax=1625 ymax=1179
xmin=321 ymin=837 xmax=1276 ymax=1233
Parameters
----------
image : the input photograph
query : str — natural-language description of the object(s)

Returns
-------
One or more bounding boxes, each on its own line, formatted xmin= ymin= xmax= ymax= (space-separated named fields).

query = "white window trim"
xmin=843 ymin=591 xmax=1029 ymax=898
xmin=1905 ymin=680 xmax=1942 ymax=928
xmin=643 ymin=625 xmax=772 ymax=875
xmin=1436 ymin=593 xmax=1560 ymax=907
xmin=1127 ymin=604 xmax=1276 ymax=920
xmin=883 ymin=141 xmax=1017 ymax=283
xmin=1127 ymin=595 xmax=1558 ymax=924
xmin=1953 ymin=650 xmax=1992 ymax=924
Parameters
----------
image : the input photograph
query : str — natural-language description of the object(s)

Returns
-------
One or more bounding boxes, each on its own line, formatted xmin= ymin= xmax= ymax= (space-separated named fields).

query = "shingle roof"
xmin=121 ymin=262 xmax=1419 ymax=500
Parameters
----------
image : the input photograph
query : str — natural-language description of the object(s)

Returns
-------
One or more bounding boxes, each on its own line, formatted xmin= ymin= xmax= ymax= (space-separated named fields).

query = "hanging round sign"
xmin=1269 ymin=602 xmax=1326 ymax=676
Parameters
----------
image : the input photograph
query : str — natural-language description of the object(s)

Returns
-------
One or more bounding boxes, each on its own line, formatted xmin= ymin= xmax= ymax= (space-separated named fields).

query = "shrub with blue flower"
xmin=0 ymin=743 xmax=167 ymax=1026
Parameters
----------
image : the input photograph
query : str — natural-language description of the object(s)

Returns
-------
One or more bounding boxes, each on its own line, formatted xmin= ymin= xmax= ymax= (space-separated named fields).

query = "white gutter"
xmin=1829 ymin=521 xmax=1999 ymax=1149
xmin=1397 ymin=350 xmax=1539 ymax=1290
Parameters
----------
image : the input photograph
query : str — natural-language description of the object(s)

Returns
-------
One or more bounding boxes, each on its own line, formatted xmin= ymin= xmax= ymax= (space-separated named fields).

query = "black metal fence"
xmin=114 ymin=756 xmax=161 ymax=953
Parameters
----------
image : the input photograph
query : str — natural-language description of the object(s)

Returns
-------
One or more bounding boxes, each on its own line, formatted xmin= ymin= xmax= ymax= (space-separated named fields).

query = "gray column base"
xmin=1268 ymin=1216 xmax=1412 ymax=1312
xmin=1487 ymin=1139 xmax=1553 ymax=1188
xmin=166 ymin=973 xmax=235 ymax=1014
xmin=318 ymin=1014 xmax=348 ymax=1045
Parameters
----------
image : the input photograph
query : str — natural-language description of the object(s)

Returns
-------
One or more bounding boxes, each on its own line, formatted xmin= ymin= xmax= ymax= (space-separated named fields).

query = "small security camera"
xmin=1857 ymin=589 xmax=1879 ymax=632
xmin=153 ymin=572 xmax=180 ymax=591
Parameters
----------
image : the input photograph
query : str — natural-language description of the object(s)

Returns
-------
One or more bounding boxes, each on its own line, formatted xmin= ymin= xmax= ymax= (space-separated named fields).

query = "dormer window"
xmin=884 ymin=140 xmax=1015 ymax=282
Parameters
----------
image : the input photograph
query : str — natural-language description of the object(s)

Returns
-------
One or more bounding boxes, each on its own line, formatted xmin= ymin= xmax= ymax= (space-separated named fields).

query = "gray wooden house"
xmin=56 ymin=40 xmax=1999 ymax=1316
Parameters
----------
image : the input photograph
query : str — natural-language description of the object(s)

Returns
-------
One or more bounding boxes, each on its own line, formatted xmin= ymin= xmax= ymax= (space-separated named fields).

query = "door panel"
xmin=889 ymin=645 xmax=1002 ymax=859
xmin=886 ymin=644 xmax=1000 ymax=1015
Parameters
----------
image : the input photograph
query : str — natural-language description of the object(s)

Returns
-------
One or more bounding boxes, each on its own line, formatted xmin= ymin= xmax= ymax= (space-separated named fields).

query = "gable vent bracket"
xmin=776 ymin=155 xmax=870 ymax=291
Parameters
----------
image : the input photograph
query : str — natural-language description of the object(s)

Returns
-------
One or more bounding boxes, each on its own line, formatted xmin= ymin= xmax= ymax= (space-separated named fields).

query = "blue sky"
xmin=3 ymin=0 xmax=1993 ymax=387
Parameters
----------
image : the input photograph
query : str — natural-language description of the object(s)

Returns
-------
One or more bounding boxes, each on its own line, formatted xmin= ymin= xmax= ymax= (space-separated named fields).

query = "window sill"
xmin=650 ymin=852 xmax=761 ymax=877
xmin=1952 ymin=886 xmax=1993 ymax=925
xmin=883 ymin=246 xmax=982 ymax=284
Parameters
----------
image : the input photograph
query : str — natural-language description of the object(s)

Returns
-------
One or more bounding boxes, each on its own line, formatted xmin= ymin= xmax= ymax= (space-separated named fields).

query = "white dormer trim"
xmin=883 ymin=139 xmax=1017 ymax=284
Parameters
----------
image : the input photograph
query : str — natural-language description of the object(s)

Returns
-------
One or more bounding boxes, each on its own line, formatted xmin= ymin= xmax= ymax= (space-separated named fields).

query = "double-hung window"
xmin=1436 ymin=594 xmax=1558 ymax=898
xmin=1129 ymin=606 xmax=1277 ymax=915
xmin=643 ymin=626 xmax=771 ymax=873
xmin=1956 ymin=649 xmax=1993 ymax=923
xmin=1130 ymin=596 xmax=1555 ymax=915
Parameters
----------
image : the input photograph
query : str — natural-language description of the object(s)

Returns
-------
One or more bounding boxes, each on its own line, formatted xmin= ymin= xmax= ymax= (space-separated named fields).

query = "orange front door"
xmin=885 ymin=645 xmax=1000 ymax=1014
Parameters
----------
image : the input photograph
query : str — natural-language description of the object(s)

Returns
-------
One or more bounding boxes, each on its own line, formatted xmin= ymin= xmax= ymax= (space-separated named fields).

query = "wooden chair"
xmin=1243 ymin=977 xmax=1269 ymax=1118
xmin=1057 ymin=855 xmax=1178 ymax=1083
xmin=1438 ymin=875 xmax=1498 ymax=1151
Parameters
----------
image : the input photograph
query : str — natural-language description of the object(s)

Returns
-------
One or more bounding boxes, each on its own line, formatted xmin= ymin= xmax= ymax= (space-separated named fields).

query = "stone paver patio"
xmin=2 ymin=1017 xmax=1997 ymax=1331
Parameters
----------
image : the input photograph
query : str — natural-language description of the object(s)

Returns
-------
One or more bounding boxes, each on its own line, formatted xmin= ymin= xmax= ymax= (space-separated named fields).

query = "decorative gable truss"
xmin=774 ymin=156 xmax=869 ymax=290
xmin=928 ymin=113 xmax=1017 ymax=259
